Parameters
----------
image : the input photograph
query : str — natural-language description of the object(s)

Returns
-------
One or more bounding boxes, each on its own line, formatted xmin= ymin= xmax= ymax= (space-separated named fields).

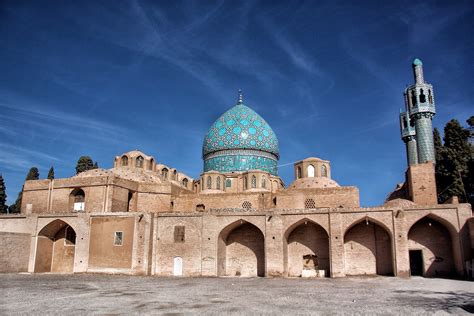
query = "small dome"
xmin=412 ymin=58 xmax=423 ymax=66
xmin=202 ymin=103 xmax=279 ymax=157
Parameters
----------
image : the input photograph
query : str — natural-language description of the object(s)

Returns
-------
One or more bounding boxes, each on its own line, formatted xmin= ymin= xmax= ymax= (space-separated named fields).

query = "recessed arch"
xmin=407 ymin=214 xmax=456 ymax=277
xmin=217 ymin=219 xmax=265 ymax=277
xmin=283 ymin=218 xmax=330 ymax=277
xmin=307 ymin=165 xmax=315 ymax=177
xmin=343 ymin=217 xmax=393 ymax=276
xmin=135 ymin=156 xmax=144 ymax=168
xmin=121 ymin=155 xmax=128 ymax=166
xmin=35 ymin=219 xmax=76 ymax=273
xmin=69 ymin=188 xmax=85 ymax=212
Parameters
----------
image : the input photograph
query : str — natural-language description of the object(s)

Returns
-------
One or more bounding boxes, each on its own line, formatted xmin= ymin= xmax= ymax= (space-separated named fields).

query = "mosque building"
xmin=0 ymin=60 xmax=473 ymax=279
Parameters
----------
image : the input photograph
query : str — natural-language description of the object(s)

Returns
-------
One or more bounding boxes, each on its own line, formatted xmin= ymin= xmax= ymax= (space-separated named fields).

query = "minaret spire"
xmin=237 ymin=89 xmax=243 ymax=104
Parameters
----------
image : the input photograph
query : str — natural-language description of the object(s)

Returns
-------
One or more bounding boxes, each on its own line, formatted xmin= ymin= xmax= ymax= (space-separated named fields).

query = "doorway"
xmin=409 ymin=250 xmax=423 ymax=276
xmin=173 ymin=257 xmax=183 ymax=276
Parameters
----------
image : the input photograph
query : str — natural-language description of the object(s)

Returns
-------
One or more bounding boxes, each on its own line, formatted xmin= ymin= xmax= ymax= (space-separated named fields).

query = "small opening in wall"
xmin=272 ymin=236 xmax=275 ymax=240
xmin=335 ymin=236 xmax=338 ymax=239
xmin=208 ymin=237 xmax=210 ymax=240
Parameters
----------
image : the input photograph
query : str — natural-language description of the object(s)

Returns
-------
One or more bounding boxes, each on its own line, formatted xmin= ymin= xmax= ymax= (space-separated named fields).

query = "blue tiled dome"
xmin=203 ymin=103 xmax=279 ymax=157
xmin=202 ymin=98 xmax=279 ymax=175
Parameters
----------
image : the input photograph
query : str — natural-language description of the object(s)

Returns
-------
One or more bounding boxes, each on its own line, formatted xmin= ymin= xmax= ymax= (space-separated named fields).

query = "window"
xmin=207 ymin=176 xmax=212 ymax=189
xmin=173 ymin=170 xmax=177 ymax=180
xmin=411 ymin=90 xmax=416 ymax=106
xmin=226 ymin=179 xmax=232 ymax=187
xmin=64 ymin=226 xmax=76 ymax=246
xmin=307 ymin=165 xmax=315 ymax=178
xmin=72 ymin=189 xmax=85 ymax=212
xmin=114 ymin=232 xmax=123 ymax=246
xmin=149 ymin=158 xmax=154 ymax=170
xmin=216 ymin=177 xmax=221 ymax=190
xmin=419 ymin=89 xmax=426 ymax=103
xmin=428 ymin=89 xmax=433 ymax=104
xmin=174 ymin=226 xmax=185 ymax=243
xmin=402 ymin=117 xmax=407 ymax=129
xmin=244 ymin=177 xmax=248 ymax=190
xmin=305 ymin=198 xmax=316 ymax=209
xmin=162 ymin=168 xmax=168 ymax=178
xmin=136 ymin=156 xmax=144 ymax=168
xmin=242 ymin=201 xmax=252 ymax=209
xmin=261 ymin=176 xmax=266 ymax=188
xmin=121 ymin=156 xmax=128 ymax=166
xmin=297 ymin=166 xmax=302 ymax=179
xmin=321 ymin=165 xmax=328 ymax=177
xmin=196 ymin=204 xmax=205 ymax=212
xmin=201 ymin=179 xmax=204 ymax=190
xmin=251 ymin=175 xmax=256 ymax=188
xmin=182 ymin=178 xmax=188 ymax=188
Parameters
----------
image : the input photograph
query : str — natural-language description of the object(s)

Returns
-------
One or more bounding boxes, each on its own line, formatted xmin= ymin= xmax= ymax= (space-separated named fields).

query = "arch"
xmin=283 ymin=218 xmax=330 ymax=277
xmin=69 ymin=188 xmax=85 ymax=212
xmin=297 ymin=166 xmax=302 ymax=179
xmin=35 ymin=219 xmax=76 ymax=273
xmin=244 ymin=176 xmax=248 ymax=190
xmin=407 ymin=215 xmax=456 ymax=277
xmin=419 ymin=88 xmax=426 ymax=103
xmin=343 ymin=218 xmax=393 ymax=276
xmin=182 ymin=178 xmax=188 ymax=188
xmin=148 ymin=158 xmax=154 ymax=170
xmin=207 ymin=176 xmax=212 ymax=189
xmin=307 ymin=165 xmax=315 ymax=177
xmin=251 ymin=175 xmax=257 ymax=188
xmin=321 ymin=165 xmax=328 ymax=177
xmin=173 ymin=170 xmax=177 ymax=180
xmin=162 ymin=168 xmax=168 ymax=179
xmin=261 ymin=176 xmax=266 ymax=188
xmin=136 ymin=156 xmax=144 ymax=168
xmin=216 ymin=177 xmax=221 ymax=190
xmin=225 ymin=179 xmax=232 ymax=188
xmin=428 ymin=89 xmax=433 ymax=104
xmin=411 ymin=90 xmax=416 ymax=106
xmin=121 ymin=155 xmax=128 ymax=166
xmin=217 ymin=220 xmax=265 ymax=277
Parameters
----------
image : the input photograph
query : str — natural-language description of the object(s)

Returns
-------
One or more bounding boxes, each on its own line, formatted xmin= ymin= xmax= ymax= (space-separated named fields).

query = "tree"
xmin=435 ymin=118 xmax=473 ymax=204
xmin=76 ymin=156 xmax=94 ymax=174
xmin=47 ymin=167 xmax=55 ymax=180
xmin=93 ymin=161 xmax=99 ymax=169
xmin=0 ymin=175 xmax=7 ymax=213
xmin=8 ymin=167 xmax=40 ymax=213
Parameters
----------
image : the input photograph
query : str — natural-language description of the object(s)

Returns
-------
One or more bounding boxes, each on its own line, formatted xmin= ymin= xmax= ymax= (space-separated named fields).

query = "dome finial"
xmin=237 ymin=89 xmax=243 ymax=104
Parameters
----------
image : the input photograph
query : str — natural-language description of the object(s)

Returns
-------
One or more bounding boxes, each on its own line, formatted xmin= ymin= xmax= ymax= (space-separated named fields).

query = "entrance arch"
xmin=217 ymin=220 xmax=265 ymax=277
xmin=34 ymin=219 xmax=76 ymax=273
xmin=343 ymin=218 xmax=393 ymax=276
xmin=284 ymin=219 xmax=330 ymax=277
xmin=407 ymin=216 xmax=455 ymax=277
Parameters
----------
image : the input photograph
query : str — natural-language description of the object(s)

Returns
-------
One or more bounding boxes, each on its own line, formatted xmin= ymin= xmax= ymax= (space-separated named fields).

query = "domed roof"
xmin=412 ymin=58 xmax=423 ymax=66
xmin=288 ymin=177 xmax=340 ymax=190
xmin=202 ymin=100 xmax=279 ymax=158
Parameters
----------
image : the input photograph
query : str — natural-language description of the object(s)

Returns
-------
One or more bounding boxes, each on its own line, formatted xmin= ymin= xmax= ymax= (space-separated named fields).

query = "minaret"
xmin=402 ymin=58 xmax=436 ymax=164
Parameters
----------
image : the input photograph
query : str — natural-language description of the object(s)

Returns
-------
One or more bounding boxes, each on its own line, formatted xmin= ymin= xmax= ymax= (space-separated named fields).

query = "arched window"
xmin=419 ymin=89 xmax=426 ymax=103
xmin=201 ymin=179 xmax=204 ymax=190
xmin=149 ymin=158 xmax=154 ymax=170
xmin=71 ymin=188 xmax=85 ymax=212
xmin=182 ymin=178 xmax=188 ymax=188
xmin=411 ymin=90 xmax=416 ymax=106
xmin=321 ymin=165 xmax=328 ymax=177
xmin=216 ymin=177 xmax=221 ymax=190
xmin=136 ymin=156 xmax=144 ymax=168
xmin=402 ymin=117 xmax=407 ymax=129
xmin=162 ymin=168 xmax=168 ymax=179
xmin=428 ymin=89 xmax=433 ymax=104
xmin=307 ymin=165 xmax=315 ymax=177
xmin=207 ymin=176 xmax=212 ymax=189
xmin=251 ymin=175 xmax=257 ymax=188
xmin=173 ymin=170 xmax=177 ymax=180
xmin=261 ymin=176 xmax=266 ymax=188
xmin=226 ymin=179 xmax=232 ymax=188
xmin=121 ymin=156 xmax=128 ymax=166
xmin=297 ymin=166 xmax=302 ymax=179
xmin=244 ymin=177 xmax=248 ymax=190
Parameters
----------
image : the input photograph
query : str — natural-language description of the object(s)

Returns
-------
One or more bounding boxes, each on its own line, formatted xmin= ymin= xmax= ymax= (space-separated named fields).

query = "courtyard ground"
xmin=0 ymin=274 xmax=473 ymax=314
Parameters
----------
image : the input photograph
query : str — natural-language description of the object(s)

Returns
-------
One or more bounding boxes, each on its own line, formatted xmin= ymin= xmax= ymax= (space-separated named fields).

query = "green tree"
xmin=9 ymin=167 xmax=40 ymax=213
xmin=47 ymin=166 xmax=55 ymax=180
xmin=25 ymin=167 xmax=40 ymax=180
xmin=76 ymin=156 xmax=94 ymax=174
xmin=93 ymin=161 xmax=99 ymax=169
xmin=0 ymin=175 xmax=7 ymax=213
xmin=435 ymin=119 xmax=472 ymax=204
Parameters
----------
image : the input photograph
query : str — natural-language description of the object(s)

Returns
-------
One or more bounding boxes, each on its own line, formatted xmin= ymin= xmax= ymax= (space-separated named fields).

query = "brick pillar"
xmin=265 ymin=214 xmax=284 ymax=276
xmin=393 ymin=210 xmax=410 ymax=277
xmin=329 ymin=212 xmax=345 ymax=277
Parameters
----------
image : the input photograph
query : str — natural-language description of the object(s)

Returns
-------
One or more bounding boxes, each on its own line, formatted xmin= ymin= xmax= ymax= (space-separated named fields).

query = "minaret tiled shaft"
xmin=401 ymin=58 xmax=436 ymax=165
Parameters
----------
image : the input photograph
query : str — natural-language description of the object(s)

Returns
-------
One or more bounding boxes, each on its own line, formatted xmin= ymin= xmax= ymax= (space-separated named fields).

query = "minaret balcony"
xmin=409 ymin=103 xmax=436 ymax=117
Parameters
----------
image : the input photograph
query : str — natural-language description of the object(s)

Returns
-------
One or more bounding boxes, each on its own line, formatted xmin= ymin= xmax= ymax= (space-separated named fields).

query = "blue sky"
xmin=0 ymin=1 xmax=473 ymax=206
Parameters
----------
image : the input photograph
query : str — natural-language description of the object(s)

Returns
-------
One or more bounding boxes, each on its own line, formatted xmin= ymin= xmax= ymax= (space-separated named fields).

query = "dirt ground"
xmin=0 ymin=274 xmax=473 ymax=314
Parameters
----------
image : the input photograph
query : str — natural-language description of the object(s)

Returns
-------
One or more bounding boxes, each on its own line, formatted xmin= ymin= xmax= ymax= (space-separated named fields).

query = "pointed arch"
xmin=135 ymin=156 xmax=144 ymax=168
xmin=307 ymin=165 xmax=315 ymax=177
xmin=35 ymin=219 xmax=76 ymax=273
xmin=343 ymin=217 xmax=393 ymax=276
xmin=407 ymin=214 xmax=456 ymax=277
xmin=121 ymin=155 xmax=128 ymax=166
xmin=217 ymin=219 xmax=265 ymax=277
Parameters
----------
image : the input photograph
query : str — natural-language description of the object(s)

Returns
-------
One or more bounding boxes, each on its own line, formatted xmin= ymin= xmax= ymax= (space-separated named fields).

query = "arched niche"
xmin=35 ymin=219 xmax=76 ymax=273
xmin=217 ymin=220 xmax=265 ymax=277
